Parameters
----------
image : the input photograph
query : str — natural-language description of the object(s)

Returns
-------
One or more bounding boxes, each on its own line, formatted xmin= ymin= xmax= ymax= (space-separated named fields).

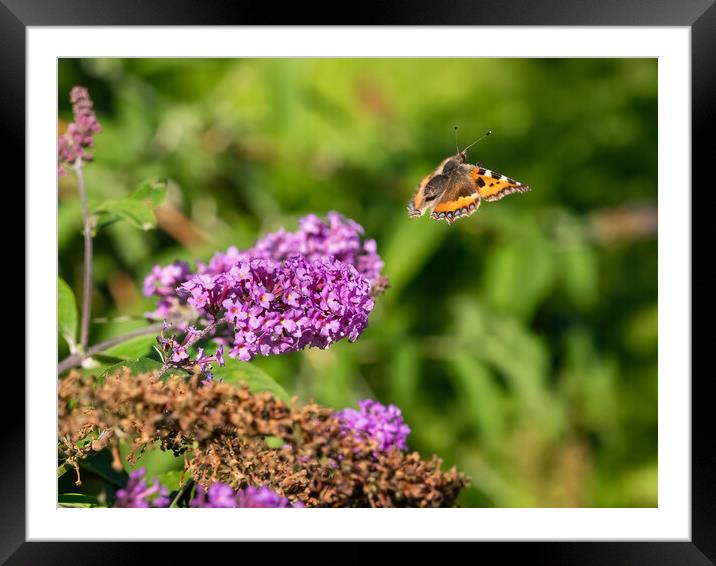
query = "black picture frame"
xmin=7 ymin=1 xmax=709 ymax=563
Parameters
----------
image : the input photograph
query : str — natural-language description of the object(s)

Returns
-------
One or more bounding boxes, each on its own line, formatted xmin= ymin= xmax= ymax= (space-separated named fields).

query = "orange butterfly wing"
xmin=407 ymin=172 xmax=435 ymax=217
xmin=407 ymin=156 xmax=459 ymax=218
xmin=470 ymin=166 xmax=531 ymax=201
xmin=430 ymin=175 xmax=481 ymax=224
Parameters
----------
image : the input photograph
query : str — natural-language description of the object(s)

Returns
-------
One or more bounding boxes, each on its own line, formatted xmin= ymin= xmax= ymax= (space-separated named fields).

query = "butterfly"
xmin=407 ymin=131 xmax=531 ymax=225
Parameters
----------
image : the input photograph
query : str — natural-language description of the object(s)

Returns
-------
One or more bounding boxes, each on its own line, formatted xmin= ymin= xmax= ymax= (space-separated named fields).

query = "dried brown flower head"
xmin=59 ymin=369 xmax=469 ymax=507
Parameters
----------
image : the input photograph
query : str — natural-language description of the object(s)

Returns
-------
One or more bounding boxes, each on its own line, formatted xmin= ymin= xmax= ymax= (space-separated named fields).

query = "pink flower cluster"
xmin=208 ymin=211 xmax=385 ymax=288
xmin=58 ymin=86 xmax=102 ymax=176
xmin=144 ymin=213 xmax=386 ymax=364
xmin=143 ymin=261 xmax=193 ymax=320
xmin=336 ymin=399 xmax=411 ymax=453
xmin=113 ymin=469 xmax=300 ymax=508
xmin=180 ymin=255 xmax=373 ymax=361
xmin=113 ymin=468 xmax=170 ymax=508
xmin=191 ymin=484 xmax=302 ymax=508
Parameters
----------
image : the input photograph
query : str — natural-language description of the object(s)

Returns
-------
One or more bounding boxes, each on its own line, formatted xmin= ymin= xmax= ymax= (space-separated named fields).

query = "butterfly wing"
xmin=407 ymin=172 xmax=436 ymax=217
xmin=408 ymin=172 xmax=451 ymax=218
xmin=430 ymin=173 xmax=481 ymax=224
xmin=407 ymin=155 xmax=461 ymax=218
xmin=470 ymin=166 xmax=531 ymax=201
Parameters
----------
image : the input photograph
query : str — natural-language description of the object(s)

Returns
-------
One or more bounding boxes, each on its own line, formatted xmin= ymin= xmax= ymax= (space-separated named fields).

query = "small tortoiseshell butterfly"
xmin=407 ymin=130 xmax=531 ymax=225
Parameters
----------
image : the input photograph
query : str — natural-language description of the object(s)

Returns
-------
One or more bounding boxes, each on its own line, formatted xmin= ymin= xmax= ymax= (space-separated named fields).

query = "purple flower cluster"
xmin=114 ymin=468 xmax=170 ymax=508
xmin=207 ymin=212 xmax=384 ymax=288
xmin=190 ymin=483 xmax=238 ymax=508
xmin=336 ymin=399 xmax=411 ymax=453
xmin=143 ymin=213 xmax=384 ymax=364
xmin=237 ymin=486 xmax=302 ymax=508
xmin=143 ymin=261 xmax=192 ymax=319
xmin=112 ymin=470 xmax=300 ymax=508
xmin=58 ymin=86 xmax=102 ymax=176
xmin=179 ymin=256 xmax=373 ymax=362
xmin=191 ymin=484 xmax=301 ymax=508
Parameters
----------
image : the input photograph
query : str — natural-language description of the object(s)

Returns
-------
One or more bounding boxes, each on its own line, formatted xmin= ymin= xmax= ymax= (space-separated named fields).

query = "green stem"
xmin=57 ymin=322 xmax=166 ymax=374
xmin=170 ymin=479 xmax=194 ymax=508
xmin=57 ymin=462 xmax=71 ymax=479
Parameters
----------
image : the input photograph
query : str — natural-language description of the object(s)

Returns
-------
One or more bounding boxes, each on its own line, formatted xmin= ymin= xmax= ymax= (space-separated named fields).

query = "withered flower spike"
xmin=59 ymin=369 xmax=469 ymax=507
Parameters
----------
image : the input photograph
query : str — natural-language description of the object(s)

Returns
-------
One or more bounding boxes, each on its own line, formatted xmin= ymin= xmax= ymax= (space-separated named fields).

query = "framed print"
xmin=7 ymin=1 xmax=710 ymax=563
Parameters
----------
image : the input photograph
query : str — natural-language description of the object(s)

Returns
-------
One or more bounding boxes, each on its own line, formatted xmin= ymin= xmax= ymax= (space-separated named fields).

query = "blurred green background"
xmin=58 ymin=58 xmax=657 ymax=507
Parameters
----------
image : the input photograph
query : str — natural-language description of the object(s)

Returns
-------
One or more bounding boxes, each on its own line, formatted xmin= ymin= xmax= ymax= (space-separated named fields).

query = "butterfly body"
xmin=407 ymin=150 xmax=530 ymax=225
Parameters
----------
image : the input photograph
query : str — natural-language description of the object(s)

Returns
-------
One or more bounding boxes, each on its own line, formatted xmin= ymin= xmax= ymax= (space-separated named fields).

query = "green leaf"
xmin=79 ymin=450 xmax=128 ymax=487
xmin=131 ymin=178 xmax=168 ymax=207
xmin=58 ymin=278 xmax=78 ymax=351
xmin=103 ymin=334 xmax=160 ymax=360
xmin=264 ymin=436 xmax=285 ymax=449
xmin=58 ymin=493 xmax=100 ymax=508
xmin=156 ymin=470 xmax=186 ymax=493
xmin=217 ymin=358 xmax=290 ymax=403
xmin=57 ymin=462 xmax=72 ymax=479
xmin=119 ymin=440 xmax=184 ymax=478
xmin=94 ymin=198 xmax=156 ymax=231
xmin=92 ymin=178 xmax=167 ymax=233
xmin=98 ymin=356 xmax=163 ymax=381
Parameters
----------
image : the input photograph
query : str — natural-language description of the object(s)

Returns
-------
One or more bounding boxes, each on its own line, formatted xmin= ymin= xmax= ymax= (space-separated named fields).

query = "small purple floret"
xmin=190 ymin=483 xmax=239 ymax=508
xmin=336 ymin=399 xmax=411 ymax=453
xmin=114 ymin=467 xmax=169 ymax=508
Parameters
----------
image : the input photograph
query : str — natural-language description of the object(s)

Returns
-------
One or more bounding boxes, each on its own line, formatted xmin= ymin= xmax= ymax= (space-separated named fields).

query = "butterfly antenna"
xmin=461 ymin=130 xmax=492 ymax=154
xmin=453 ymin=125 xmax=460 ymax=154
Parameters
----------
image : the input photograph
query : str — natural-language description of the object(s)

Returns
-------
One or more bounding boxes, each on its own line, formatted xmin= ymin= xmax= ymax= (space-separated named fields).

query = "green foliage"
xmin=93 ymin=178 xmax=167 ymax=232
xmin=119 ymin=440 xmax=184 ymax=478
xmin=264 ymin=436 xmax=285 ymax=449
xmin=79 ymin=449 xmax=128 ymax=487
xmin=58 ymin=277 xmax=78 ymax=351
xmin=217 ymin=358 xmax=290 ymax=403
xmin=103 ymin=334 xmax=159 ymax=360
xmin=58 ymin=58 xmax=658 ymax=508
xmin=97 ymin=356 xmax=164 ymax=383
xmin=58 ymin=493 xmax=100 ymax=508
xmin=132 ymin=178 xmax=168 ymax=207
xmin=156 ymin=470 xmax=186 ymax=493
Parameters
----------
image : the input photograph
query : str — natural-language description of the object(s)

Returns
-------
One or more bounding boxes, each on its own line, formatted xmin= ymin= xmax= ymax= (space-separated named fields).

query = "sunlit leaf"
xmin=119 ymin=440 xmax=184 ymax=479
xmin=156 ymin=470 xmax=186 ymax=493
xmin=58 ymin=493 xmax=100 ymax=508
xmin=131 ymin=178 xmax=167 ymax=207
xmin=104 ymin=335 xmax=159 ymax=360
xmin=217 ymin=358 xmax=290 ymax=403
xmin=94 ymin=197 xmax=156 ymax=231
xmin=58 ymin=278 xmax=78 ymax=352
